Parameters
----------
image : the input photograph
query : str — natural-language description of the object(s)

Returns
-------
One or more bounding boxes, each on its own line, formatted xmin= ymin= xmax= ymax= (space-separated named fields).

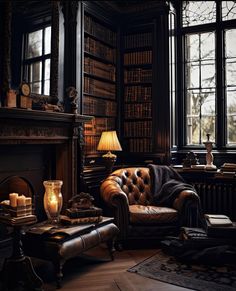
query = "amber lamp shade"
xmin=97 ymin=131 xmax=122 ymax=173
xmin=43 ymin=180 xmax=63 ymax=224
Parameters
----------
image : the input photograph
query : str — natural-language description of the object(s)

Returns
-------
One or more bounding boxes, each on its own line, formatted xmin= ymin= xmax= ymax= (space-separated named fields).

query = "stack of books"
xmin=60 ymin=207 xmax=103 ymax=225
xmin=205 ymin=214 xmax=236 ymax=238
xmin=216 ymin=163 xmax=236 ymax=178
xmin=179 ymin=227 xmax=233 ymax=248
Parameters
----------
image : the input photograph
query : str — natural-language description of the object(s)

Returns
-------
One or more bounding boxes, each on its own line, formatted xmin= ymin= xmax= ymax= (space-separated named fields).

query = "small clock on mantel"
xmin=18 ymin=81 xmax=32 ymax=109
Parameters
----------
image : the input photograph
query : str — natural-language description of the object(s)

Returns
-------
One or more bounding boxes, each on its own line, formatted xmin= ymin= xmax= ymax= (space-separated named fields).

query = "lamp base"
xmin=102 ymin=151 xmax=117 ymax=174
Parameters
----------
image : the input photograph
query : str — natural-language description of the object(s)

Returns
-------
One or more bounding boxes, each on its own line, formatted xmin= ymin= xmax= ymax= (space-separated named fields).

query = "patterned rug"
xmin=128 ymin=250 xmax=236 ymax=291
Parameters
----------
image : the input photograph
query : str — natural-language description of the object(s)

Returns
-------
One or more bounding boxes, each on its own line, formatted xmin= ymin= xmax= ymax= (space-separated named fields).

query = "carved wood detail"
xmin=50 ymin=1 xmax=59 ymax=103
xmin=2 ymin=1 xmax=12 ymax=94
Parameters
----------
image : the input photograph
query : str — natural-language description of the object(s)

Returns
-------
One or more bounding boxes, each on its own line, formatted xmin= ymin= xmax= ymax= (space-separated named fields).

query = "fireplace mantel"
xmin=0 ymin=108 xmax=92 ymax=143
xmin=0 ymin=107 xmax=93 ymax=209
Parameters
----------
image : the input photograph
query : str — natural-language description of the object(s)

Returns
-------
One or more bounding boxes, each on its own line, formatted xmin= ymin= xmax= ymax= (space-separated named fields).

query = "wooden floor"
xmin=33 ymin=244 xmax=192 ymax=291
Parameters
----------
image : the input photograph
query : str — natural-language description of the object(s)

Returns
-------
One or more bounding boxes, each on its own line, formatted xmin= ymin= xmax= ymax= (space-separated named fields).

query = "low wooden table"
xmin=23 ymin=217 xmax=119 ymax=288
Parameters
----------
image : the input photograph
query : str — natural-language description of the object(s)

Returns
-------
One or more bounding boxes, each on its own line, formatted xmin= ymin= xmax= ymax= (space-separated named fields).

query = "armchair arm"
xmin=173 ymin=189 xmax=199 ymax=212
xmin=173 ymin=189 xmax=202 ymax=227
xmin=100 ymin=176 xmax=129 ymax=206
xmin=100 ymin=176 xmax=130 ymax=240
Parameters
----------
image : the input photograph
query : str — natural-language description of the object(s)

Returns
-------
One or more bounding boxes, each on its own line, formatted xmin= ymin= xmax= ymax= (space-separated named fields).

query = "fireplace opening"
xmin=0 ymin=144 xmax=56 ymax=221
xmin=0 ymin=175 xmax=33 ymax=200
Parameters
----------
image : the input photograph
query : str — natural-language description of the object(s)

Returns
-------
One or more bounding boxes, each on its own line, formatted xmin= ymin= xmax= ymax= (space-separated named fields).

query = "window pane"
xmin=44 ymin=59 xmax=51 ymax=95
xmin=225 ymin=29 xmax=236 ymax=144
xmin=201 ymin=33 xmax=215 ymax=60
xmin=226 ymin=61 xmax=236 ymax=86
xmin=31 ymin=82 xmax=41 ymax=94
xmin=30 ymin=62 xmax=42 ymax=83
xmin=29 ymin=62 xmax=42 ymax=94
xmin=187 ymin=63 xmax=199 ymax=88
xmin=186 ymin=90 xmax=215 ymax=144
xmin=227 ymin=88 xmax=236 ymax=144
xmin=44 ymin=80 xmax=50 ymax=95
xmin=201 ymin=61 xmax=215 ymax=87
xmin=44 ymin=26 xmax=51 ymax=55
xmin=186 ymin=34 xmax=199 ymax=61
xmin=225 ymin=29 xmax=236 ymax=58
xmin=222 ymin=1 xmax=236 ymax=21
xmin=182 ymin=1 xmax=216 ymax=27
xmin=27 ymin=30 xmax=42 ymax=58
xmin=185 ymin=32 xmax=216 ymax=145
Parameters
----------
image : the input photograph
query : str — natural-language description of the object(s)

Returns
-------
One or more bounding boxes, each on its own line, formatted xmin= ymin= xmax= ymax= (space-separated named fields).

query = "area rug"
xmin=128 ymin=250 xmax=236 ymax=291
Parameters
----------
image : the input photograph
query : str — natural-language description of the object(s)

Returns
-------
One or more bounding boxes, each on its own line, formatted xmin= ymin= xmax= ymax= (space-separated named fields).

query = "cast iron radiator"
xmin=193 ymin=182 xmax=236 ymax=221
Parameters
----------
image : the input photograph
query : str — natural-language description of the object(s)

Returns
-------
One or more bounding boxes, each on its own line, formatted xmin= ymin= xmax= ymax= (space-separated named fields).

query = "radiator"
xmin=193 ymin=182 xmax=236 ymax=221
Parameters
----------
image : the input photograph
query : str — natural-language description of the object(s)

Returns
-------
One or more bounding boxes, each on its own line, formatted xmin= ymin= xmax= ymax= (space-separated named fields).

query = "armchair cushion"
xmin=129 ymin=205 xmax=178 ymax=225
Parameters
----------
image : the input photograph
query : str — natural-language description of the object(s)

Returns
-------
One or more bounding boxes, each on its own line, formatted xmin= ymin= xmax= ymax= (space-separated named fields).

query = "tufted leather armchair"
xmin=100 ymin=167 xmax=200 ymax=247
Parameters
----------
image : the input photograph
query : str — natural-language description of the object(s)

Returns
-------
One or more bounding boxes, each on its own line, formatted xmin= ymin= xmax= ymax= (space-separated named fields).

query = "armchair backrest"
xmin=109 ymin=167 xmax=153 ymax=206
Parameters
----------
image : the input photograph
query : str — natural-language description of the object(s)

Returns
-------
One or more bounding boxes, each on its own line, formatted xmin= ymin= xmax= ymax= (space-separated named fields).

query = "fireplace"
xmin=0 ymin=107 xmax=92 ymax=219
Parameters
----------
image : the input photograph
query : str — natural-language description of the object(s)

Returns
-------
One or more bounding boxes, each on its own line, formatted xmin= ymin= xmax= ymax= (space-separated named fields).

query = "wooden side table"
xmin=0 ymin=215 xmax=44 ymax=291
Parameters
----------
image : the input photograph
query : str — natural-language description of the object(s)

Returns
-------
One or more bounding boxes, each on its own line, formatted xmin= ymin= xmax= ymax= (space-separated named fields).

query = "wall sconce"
xmin=97 ymin=131 xmax=122 ymax=173
xmin=43 ymin=180 xmax=63 ymax=224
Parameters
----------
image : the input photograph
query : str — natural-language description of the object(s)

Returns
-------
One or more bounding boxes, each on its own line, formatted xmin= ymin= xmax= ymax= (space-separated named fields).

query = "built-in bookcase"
xmin=123 ymin=29 xmax=153 ymax=153
xmin=83 ymin=13 xmax=117 ymax=156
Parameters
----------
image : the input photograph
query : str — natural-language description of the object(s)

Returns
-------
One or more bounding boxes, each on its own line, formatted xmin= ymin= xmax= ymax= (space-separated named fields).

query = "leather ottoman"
xmin=23 ymin=217 xmax=119 ymax=288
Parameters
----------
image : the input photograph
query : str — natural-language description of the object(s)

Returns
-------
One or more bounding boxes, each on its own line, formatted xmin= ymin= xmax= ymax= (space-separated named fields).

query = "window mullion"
xmin=216 ymin=1 xmax=225 ymax=148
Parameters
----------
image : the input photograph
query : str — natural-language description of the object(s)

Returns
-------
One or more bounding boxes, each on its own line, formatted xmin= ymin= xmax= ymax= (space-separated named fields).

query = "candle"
xmin=25 ymin=197 xmax=32 ymax=206
xmin=17 ymin=195 xmax=26 ymax=207
xmin=49 ymin=196 xmax=58 ymax=215
xmin=9 ymin=193 xmax=18 ymax=207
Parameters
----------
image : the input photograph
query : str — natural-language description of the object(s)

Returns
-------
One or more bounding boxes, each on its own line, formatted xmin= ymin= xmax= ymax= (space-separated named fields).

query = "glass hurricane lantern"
xmin=43 ymin=180 xmax=63 ymax=224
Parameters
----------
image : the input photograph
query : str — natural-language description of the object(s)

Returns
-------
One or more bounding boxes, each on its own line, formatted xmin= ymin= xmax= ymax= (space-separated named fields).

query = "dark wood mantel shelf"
xmin=0 ymin=108 xmax=92 ymax=143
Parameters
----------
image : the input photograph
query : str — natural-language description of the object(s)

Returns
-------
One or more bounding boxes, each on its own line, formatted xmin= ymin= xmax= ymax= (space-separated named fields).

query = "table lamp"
xmin=97 ymin=131 xmax=122 ymax=173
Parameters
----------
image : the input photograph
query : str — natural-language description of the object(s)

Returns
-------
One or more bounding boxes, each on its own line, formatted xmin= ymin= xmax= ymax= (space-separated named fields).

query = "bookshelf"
xmin=123 ymin=30 xmax=153 ymax=153
xmin=83 ymin=13 xmax=117 ymax=156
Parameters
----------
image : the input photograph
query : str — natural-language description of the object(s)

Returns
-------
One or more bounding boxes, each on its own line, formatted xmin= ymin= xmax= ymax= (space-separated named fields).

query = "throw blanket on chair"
xmin=148 ymin=164 xmax=204 ymax=227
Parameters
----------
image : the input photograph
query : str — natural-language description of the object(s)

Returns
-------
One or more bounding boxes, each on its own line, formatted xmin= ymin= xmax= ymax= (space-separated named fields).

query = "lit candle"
xmin=25 ymin=197 xmax=32 ymax=206
xmin=17 ymin=195 xmax=26 ymax=207
xmin=49 ymin=196 xmax=58 ymax=215
xmin=9 ymin=193 xmax=18 ymax=207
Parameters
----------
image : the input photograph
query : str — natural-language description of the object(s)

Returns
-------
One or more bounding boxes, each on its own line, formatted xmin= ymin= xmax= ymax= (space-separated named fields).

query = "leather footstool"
xmin=23 ymin=217 xmax=119 ymax=288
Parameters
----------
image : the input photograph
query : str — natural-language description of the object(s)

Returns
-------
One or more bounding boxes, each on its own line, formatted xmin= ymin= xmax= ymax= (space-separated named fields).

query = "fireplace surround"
xmin=0 ymin=107 xmax=92 ymax=219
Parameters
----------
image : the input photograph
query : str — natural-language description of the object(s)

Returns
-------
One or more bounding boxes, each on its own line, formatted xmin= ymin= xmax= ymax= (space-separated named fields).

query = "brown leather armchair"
xmin=100 ymin=167 xmax=201 ymax=247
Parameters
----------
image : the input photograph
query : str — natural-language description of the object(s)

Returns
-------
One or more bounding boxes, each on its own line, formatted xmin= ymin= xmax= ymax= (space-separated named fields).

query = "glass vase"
xmin=43 ymin=180 xmax=63 ymax=224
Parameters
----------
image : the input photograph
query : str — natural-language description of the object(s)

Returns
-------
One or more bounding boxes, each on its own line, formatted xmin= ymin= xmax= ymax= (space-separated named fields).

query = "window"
xmin=180 ymin=1 xmax=236 ymax=147
xmin=22 ymin=26 xmax=51 ymax=95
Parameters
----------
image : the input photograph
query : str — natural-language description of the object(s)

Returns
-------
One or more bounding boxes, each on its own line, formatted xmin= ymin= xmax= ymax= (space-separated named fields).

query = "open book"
xmin=205 ymin=214 xmax=233 ymax=227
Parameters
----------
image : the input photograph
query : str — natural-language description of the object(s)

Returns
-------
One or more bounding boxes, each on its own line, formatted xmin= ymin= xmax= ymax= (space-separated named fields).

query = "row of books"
xmin=84 ymin=135 xmax=102 ymax=154
xmin=84 ymin=117 xmax=115 ymax=136
xmin=124 ymin=51 xmax=152 ymax=65
xmin=84 ymin=37 xmax=116 ymax=63
xmin=124 ymin=103 xmax=152 ymax=118
xmin=125 ymin=85 xmax=152 ymax=102
xmin=84 ymin=15 xmax=116 ymax=46
xmin=124 ymin=121 xmax=152 ymax=137
xmin=84 ymin=57 xmax=116 ymax=82
xmin=128 ymin=138 xmax=152 ymax=152
xmin=124 ymin=68 xmax=152 ymax=83
xmin=83 ymin=96 xmax=117 ymax=116
xmin=124 ymin=32 xmax=152 ymax=49
xmin=84 ymin=77 xmax=116 ymax=99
